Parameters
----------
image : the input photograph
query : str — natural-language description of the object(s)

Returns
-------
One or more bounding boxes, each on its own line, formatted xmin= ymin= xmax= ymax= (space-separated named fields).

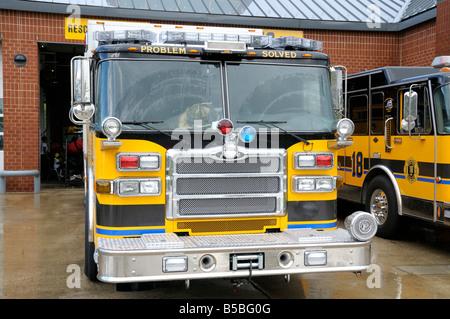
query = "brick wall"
xmin=400 ymin=19 xmax=436 ymax=67
xmin=0 ymin=7 xmax=446 ymax=192
xmin=0 ymin=10 xmax=83 ymax=191
xmin=435 ymin=0 xmax=450 ymax=56
xmin=305 ymin=30 xmax=400 ymax=75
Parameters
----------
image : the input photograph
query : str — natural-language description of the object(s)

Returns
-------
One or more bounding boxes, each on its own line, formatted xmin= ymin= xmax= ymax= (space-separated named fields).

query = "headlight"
xmin=293 ymin=176 xmax=336 ymax=193
xmin=102 ymin=117 xmax=122 ymax=141
xmin=295 ymin=177 xmax=315 ymax=192
xmin=117 ymin=178 xmax=161 ymax=197
xmin=140 ymin=180 xmax=160 ymax=195
xmin=336 ymin=118 xmax=354 ymax=138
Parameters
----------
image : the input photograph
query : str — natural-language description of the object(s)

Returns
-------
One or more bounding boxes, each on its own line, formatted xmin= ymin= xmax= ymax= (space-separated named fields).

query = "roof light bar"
xmin=95 ymin=30 xmax=157 ymax=43
xmin=432 ymin=56 xmax=450 ymax=68
xmin=95 ymin=29 xmax=322 ymax=51
xmin=271 ymin=36 xmax=323 ymax=51
xmin=159 ymin=30 xmax=270 ymax=48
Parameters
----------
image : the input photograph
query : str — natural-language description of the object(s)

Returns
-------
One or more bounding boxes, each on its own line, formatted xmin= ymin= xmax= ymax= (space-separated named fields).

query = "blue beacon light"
xmin=239 ymin=126 xmax=256 ymax=143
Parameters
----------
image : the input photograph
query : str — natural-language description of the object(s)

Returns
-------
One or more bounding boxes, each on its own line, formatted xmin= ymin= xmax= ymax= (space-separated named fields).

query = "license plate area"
xmin=230 ymin=253 xmax=264 ymax=271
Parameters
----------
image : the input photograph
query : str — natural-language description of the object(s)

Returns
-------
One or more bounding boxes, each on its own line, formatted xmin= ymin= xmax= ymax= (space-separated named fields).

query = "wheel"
xmin=365 ymin=175 xmax=401 ymax=238
xmin=84 ymin=196 xmax=98 ymax=281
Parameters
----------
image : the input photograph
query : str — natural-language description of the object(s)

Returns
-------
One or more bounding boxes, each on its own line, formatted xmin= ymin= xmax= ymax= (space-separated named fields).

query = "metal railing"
xmin=0 ymin=170 xmax=40 ymax=193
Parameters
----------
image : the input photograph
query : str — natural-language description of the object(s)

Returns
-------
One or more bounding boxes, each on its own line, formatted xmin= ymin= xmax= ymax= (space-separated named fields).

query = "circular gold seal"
xmin=404 ymin=157 xmax=419 ymax=183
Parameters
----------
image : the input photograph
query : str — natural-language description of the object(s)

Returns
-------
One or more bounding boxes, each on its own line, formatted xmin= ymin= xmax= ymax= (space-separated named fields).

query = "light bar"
xmin=95 ymin=29 xmax=157 ymax=43
xmin=95 ymin=29 xmax=323 ymax=52
xmin=159 ymin=30 xmax=270 ymax=48
xmin=432 ymin=56 xmax=450 ymax=68
xmin=271 ymin=36 xmax=323 ymax=51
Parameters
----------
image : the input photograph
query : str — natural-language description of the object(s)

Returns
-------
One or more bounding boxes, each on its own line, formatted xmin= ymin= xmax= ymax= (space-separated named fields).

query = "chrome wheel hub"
xmin=370 ymin=189 xmax=388 ymax=225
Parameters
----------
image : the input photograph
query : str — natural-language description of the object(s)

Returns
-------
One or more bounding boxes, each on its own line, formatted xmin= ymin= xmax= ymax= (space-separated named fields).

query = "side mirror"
xmin=330 ymin=66 xmax=346 ymax=119
xmin=401 ymin=90 xmax=417 ymax=131
xmin=70 ymin=56 xmax=94 ymax=123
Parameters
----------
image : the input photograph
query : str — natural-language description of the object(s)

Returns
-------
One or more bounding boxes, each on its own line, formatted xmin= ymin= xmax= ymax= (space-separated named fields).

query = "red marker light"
xmin=217 ymin=119 xmax=233 ymax=135
xmin=316 ymin=155 xmax=333 ymax=167
xmin=120 ymin=156 xmax=139 ymax=168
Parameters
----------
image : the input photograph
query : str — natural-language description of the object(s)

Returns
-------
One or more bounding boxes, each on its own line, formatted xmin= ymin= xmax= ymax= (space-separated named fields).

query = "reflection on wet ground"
xmin=0 ymin=187 xmax=448 ymax=299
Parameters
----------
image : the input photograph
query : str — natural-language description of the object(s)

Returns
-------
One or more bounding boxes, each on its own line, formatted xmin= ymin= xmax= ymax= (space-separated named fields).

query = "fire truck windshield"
xmin=435 ymin=83 xmax=450 ymax=134
xmin=96 ymin=59 xmax=223 ymax=131
xmin=227 ymin=63 xmax=334 ymax=132
xmin=96 ymin=59 xmax=335 ymax=133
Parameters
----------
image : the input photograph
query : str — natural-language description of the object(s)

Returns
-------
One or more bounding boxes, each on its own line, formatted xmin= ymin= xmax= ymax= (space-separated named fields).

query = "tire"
xmin=84 ymin=196 xmax=98 ymax=281
xmin=365 ymin=175 xmax=401 ymax=238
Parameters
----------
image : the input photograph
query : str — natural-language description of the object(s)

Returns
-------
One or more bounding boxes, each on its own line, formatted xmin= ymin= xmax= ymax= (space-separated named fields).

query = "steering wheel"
xmin=259 ymin=91 xmax=301 ymax=120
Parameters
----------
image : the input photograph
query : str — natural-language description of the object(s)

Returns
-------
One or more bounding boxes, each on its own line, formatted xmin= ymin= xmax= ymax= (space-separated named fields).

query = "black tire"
xmin=84 ymin=196 xmax=98 ymax=281
xmin=365 ymin=175 xmax=401 ymax=238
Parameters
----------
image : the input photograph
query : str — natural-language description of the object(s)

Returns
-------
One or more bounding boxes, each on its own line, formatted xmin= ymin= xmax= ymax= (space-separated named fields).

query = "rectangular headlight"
xmin=315 ymin=177 xmax=335 ymax=191
xmin=140 ymin=179 xmax=160 ymax=195
xmin=119 ymin=180 xmax=139 ymax=196
xmin=162 ymin=256 xmax=188 ymax=273
xmin=296 ymin=177 xmax=315 ymax=192
xmin=293 ymin=176 xmax=336 ymax=193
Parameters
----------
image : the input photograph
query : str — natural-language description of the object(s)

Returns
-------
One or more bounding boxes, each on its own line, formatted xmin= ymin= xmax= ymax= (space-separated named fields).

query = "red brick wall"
xmin=0 ymin=7 xmax=446 ymax=192
xmin=435 ymin=0 xmax=450 ymax=56
xmin=0 ymin=10 xmax=83 ymax=191
xmin=400 ymin=19 xmax=436 ymax=67
xmin=305 ymin=30 xmax=400 ymax=75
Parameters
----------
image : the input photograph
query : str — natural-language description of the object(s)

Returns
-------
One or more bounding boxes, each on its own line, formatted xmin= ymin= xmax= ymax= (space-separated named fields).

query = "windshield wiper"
xmin=237 ymin=120 xmax=310 ymax=145
xmin=122 ymin=120 xmax=172 ymax=137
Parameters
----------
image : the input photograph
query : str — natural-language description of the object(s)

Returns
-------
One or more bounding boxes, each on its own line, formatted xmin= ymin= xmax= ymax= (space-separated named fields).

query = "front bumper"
xmin=96 ymin=228 xmax=372 ymax=283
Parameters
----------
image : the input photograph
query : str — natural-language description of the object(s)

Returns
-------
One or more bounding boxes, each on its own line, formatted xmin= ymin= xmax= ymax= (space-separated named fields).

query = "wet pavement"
xmin=0 ymin=185 xmax=449 ymax=299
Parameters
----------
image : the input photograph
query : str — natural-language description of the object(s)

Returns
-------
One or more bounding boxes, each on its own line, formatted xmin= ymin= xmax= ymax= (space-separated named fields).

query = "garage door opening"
xmin=39 ymin=42 xmax=85 ymax=185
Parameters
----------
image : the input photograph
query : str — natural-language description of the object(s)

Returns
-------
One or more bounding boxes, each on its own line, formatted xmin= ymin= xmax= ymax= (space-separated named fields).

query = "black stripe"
xmin=96 ymin=199 xmax=165 ymax=227
xmin=339 ymin=155 xmax=450 ymax=179
xmin=287 ymin=200 xmax=336 ymax=222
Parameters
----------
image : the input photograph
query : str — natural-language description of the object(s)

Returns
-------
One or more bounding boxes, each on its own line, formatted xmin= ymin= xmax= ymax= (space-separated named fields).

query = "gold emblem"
xmin=404 ymin=157 xmax=419 ymax=183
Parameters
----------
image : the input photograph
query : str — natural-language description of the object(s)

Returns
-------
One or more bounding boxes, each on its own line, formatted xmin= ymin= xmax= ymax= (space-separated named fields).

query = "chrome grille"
xmin=179 ymin=197 xmax=278 ymax=216
xmin=176 ymin=177 xmax=280 ymax=195
xmin=166 ymin=146 xmax=286 ymax=220
xmin=176 ymin=157 xmax=281 ymax=174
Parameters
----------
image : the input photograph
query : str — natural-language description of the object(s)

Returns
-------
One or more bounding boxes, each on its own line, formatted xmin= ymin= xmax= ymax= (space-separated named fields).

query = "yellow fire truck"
xmin=70 ymin=21 xmax=377 ymax=285
xmin=338 ymin=57 xmax=450 ymax=238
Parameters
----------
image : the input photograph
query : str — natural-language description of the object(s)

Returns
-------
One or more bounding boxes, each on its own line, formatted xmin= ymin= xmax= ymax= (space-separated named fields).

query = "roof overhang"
xmin=0 ymin=0 xmax=438 ymax=32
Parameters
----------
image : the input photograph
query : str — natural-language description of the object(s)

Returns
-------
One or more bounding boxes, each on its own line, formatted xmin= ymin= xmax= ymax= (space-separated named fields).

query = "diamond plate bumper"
xmin=96 ymin=228 xmax=371 ymax=283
